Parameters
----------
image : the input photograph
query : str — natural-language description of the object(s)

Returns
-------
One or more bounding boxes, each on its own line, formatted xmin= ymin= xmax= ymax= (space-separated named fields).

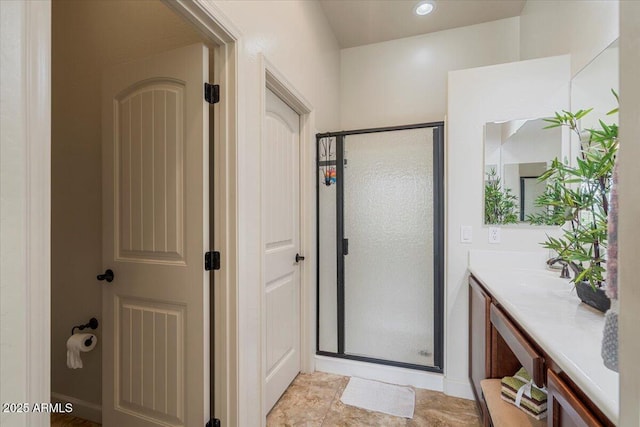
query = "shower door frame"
xmin=315 ymin=121 xmax=445 ymax=374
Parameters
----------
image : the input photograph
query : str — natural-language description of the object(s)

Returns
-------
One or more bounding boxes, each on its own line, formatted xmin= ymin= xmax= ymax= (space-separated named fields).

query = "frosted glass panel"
xmin=343 ymin=128 xmax=434 ymax=366
xmin=318 ymin=181 xmax=337 ymax=353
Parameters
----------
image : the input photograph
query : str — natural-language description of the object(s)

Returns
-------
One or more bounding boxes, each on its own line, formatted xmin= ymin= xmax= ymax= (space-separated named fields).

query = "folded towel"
xmin=501 ymin=367 xmax=547 ymax=420
xmin=500 ymin=394 xmax=547 ymax=420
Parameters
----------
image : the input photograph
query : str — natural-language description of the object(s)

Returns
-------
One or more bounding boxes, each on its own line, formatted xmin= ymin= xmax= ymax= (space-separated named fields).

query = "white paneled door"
xmin=264 ymin=89 xmax=302 ymax=413
xmin=101 ymin=43 xmax=210 ymax=427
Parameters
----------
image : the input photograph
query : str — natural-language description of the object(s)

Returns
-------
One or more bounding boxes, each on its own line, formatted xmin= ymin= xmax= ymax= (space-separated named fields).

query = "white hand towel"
xmin=66 ymin=333 xmax=97 ymax=369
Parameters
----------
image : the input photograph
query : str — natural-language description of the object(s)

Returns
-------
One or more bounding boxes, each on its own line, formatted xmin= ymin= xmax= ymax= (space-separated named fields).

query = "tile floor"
xmin=50 ymin=413 xmax=100 ymax=427
xmin=267 ymin=371 xmax=482 ymax=426
xmin=50 ymin=372 xmax=481 ymax=426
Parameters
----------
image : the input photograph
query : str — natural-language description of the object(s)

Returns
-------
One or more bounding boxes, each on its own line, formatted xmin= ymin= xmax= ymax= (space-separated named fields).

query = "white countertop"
xmin=468 ymin=250 xmax=619 ymax=425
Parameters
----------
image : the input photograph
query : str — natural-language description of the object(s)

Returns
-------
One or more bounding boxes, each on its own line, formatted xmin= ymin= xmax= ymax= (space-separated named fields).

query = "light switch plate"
xmin=460 ymin=225 xmax=472 ymax=243
xmin=488 ymin=227 xmax=501 ymax=244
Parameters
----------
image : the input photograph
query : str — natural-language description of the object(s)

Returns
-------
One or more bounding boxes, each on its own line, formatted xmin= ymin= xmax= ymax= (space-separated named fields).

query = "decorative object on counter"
xmin=602 ymin=301 xmax=619 ymax=372
xmin=575 ymin=281 xmax=611 ymax=312
xmin=500 ymin=367 xmax=548 ymax=420
xmin=529 ymin=92 xmax=618 ymax=313
xmin=602 ymin=161 xmax=619 ymax=372
xmin=484 ymin=168 xmax=519 ymax=224
xmin=605 ymin=161 xmax=619 ymax=301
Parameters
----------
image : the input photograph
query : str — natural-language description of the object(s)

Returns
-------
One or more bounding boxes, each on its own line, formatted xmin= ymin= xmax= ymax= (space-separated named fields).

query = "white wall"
xmin=340 ymin=17 xmax=520 ymax=130
xmin=446 ymin=55 xmax=570 ymax=398
xmin=618 ymin=2 xmax=640 ymax=425
xmin=213 ymin=0 xmax=340 ymax=131
xmin=520 ymin=0 xmax=619 ymax=77
xmin=208 ymin=1 xmax=341 ymax=425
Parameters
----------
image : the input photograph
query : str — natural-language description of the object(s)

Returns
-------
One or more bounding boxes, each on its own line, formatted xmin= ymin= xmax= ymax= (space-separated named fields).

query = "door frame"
xmin=0 ymin=2 xmax=52 ymax=425
xmin=260 ymin=55 xmax=315 ymax=418
xmin=162 ymin=2 xmax=240 ymax=424
xmin=15 ymin=0 xmax=241 ymax=425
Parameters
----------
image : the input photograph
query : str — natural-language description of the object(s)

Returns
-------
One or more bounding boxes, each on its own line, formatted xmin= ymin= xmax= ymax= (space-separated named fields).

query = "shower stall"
xmin=316 ymin=123 xmax=444 ymax=372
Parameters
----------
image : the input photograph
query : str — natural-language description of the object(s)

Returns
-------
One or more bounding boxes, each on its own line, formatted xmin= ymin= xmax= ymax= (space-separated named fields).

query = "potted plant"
xmin=484 ymin=168 xmax=519 ymax=225
xmin=528 ymin=95 xmax=618 ymax=312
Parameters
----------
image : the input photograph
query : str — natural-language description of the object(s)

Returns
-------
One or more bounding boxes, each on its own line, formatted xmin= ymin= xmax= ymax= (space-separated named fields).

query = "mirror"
xmin=483 ymin=118 xmax=562 ymax=225
xmin=571 ymin=39 xmax=619 ymax=131
xmin=482 ymin=39 xmax=618 ymax=227
xmin=570 ymin=39 xmax=618 ymax=180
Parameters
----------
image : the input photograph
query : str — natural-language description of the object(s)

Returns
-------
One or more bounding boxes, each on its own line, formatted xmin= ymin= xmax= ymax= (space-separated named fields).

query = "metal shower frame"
xmin=315 ymin=121 xmax=445 ymax=373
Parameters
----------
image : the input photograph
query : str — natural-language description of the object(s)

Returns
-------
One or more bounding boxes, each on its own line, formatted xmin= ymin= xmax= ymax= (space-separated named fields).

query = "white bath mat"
xmin=340 ymin=377 xmax=415 ymax=418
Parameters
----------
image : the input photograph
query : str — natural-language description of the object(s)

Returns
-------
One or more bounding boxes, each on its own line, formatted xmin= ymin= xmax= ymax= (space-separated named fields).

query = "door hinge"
xmin=206 ymin=418 xmax=221 ymax=427
xmin=204 ymin=83 xmax=220 ymax=104
xmin=343 ymin=238 xmax=349 ymax=255
xmin=205 ymin=251 xmax=221 ymax=271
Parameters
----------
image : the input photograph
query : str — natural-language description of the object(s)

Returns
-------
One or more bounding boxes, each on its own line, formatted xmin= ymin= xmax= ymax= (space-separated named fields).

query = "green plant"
xmin=526 ymin=169 xmax=567 ymax=226
xmin=530 ymin=93 xmax=618 ymax=288
xmin=484 ymin=168 xmax=519 ymax=225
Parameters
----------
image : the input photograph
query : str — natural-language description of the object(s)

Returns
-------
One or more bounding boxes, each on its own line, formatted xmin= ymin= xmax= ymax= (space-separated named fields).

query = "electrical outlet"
xmin=488 ymin=227 xmax=501 ymax=244
xmin=460 ymin=225 xmax=472 ymax=243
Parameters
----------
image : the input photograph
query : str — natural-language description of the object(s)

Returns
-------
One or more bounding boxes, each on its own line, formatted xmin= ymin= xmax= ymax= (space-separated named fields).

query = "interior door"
xmin=101 ymin=43 xmax=210 ymax=427
xmin=263 ymin=89 xmax=301 ymax=413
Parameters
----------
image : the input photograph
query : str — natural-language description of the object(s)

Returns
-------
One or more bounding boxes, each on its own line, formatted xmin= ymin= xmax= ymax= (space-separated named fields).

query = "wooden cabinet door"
xmin=547 ymin=370 xmax=602 ymax=427
xmin=469 ymin=276 xmax=491 ymax=406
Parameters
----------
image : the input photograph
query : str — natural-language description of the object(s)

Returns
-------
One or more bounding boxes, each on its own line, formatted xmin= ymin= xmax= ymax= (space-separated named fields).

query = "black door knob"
xmin=97 ymin=269 xmax=114 ymax=283
xmin=295 ymin=253 xmax=305 ymax=263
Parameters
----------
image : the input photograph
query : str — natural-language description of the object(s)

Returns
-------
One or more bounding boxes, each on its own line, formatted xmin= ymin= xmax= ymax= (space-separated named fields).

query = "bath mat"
xmin=340 ymin=377 xmax=415 ymax=418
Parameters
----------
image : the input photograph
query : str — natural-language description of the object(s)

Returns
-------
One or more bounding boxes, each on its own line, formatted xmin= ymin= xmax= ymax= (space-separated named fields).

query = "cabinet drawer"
xmin=547 ymin=370 xmax=602 ymax=427
xmin=490 ymin=303 xmax=544 ymax=387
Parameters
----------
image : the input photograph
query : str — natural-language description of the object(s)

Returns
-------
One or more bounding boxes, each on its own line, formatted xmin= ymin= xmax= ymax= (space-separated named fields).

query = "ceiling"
xmin=319 ymin=0 xmax=527 ymax=48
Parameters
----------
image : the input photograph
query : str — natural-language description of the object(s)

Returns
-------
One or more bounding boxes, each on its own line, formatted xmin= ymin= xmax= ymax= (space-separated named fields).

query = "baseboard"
xmin=314 ymin=355 xmax=445 ymax=391
xmin=51 ymin=392 xmax=102 ymax=424
xmin=443 ymin=378 xmax=475 ymax=400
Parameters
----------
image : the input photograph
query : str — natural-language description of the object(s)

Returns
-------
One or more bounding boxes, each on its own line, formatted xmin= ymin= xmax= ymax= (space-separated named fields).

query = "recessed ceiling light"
xmin=415 ymin=1 xmax=435 ymax=16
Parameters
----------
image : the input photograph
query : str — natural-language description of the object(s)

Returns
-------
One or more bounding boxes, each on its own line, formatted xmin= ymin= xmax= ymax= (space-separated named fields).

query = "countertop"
xmin=468 ymin=250 xmax=619 ymax=425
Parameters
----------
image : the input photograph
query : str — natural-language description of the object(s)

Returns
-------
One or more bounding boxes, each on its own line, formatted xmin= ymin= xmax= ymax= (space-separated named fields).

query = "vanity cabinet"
xmin=468 ymin=275 xmax=613 ymax=427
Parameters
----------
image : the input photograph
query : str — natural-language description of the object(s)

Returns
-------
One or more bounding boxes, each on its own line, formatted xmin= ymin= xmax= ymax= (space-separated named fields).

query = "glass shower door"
xmin=342 ymin=128 xmax=435 ymax=367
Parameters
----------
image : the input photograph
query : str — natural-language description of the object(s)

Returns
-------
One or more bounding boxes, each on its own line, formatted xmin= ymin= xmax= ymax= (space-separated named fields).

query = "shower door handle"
xmin=295 ymin=253 xmax=305 ymax=263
